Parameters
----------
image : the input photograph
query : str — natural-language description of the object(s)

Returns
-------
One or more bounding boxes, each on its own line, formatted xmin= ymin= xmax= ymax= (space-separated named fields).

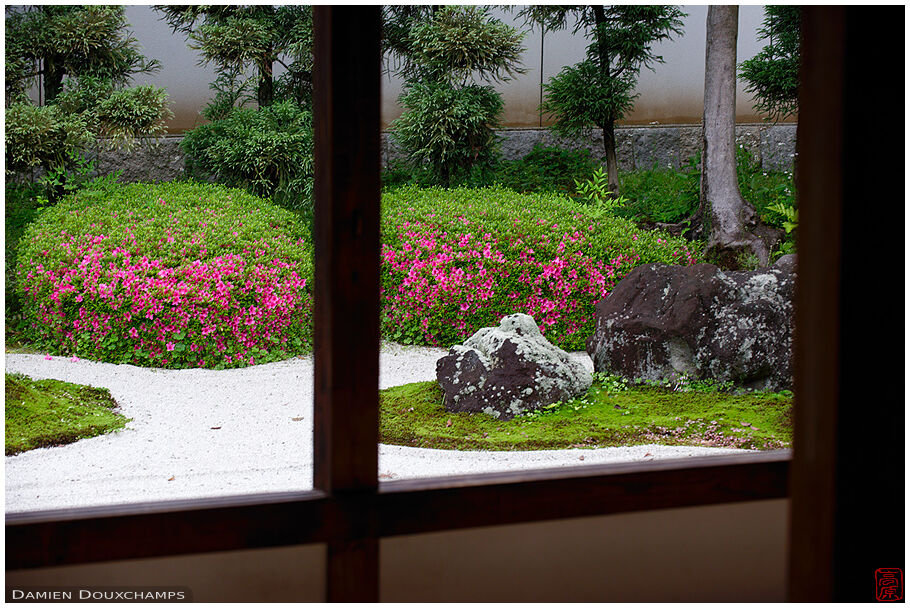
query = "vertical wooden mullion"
xmin=789 ymin=6 xmax=905 ymax=601
xmin=312 ymin=6 xmax=381 ymax=603
xmin=788 ymin=6 xmax=845 ymax=601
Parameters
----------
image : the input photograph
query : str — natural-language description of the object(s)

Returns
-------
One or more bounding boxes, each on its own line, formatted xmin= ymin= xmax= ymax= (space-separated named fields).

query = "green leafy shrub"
xmin=5 ymin=103 xmax=94 ymax=176
xmin=617 ymin=157 xmax=701 ymax=224
xmin=486 ymin=145 xmax=601 ymax=195
xmin=5 ymin=6 xmax=171 ymax=202
xmin=392 ymin=81 xmax=504 ymax=187
xmin=16 ymin=181 xmax=313 ymax=369
xmin=181 ymin=100 xmax=314 ymax=215
xmin=381 ymin=186 xmax=701 ymax=350
xmin=383 ymin=144 xmax=601 ymax=195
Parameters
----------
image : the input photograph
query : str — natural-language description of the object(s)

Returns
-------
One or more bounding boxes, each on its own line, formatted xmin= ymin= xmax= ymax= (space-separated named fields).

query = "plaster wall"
xmin=7 ymin=499 xmax=788 ymax=602
xmin=115 ymin=5 xmax=772 ymax=133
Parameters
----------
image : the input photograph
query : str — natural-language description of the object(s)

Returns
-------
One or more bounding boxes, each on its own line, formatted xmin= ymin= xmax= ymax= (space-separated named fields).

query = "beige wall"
xmin=120 ymin=5 xmax=769 ymax=133
xmin=7 ymin=499 xmax=789 ymax=602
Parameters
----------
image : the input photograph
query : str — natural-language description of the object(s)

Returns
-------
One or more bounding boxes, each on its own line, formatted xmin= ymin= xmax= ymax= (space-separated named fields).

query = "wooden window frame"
xmin=8 ymin=7 xmax=901 ymax=602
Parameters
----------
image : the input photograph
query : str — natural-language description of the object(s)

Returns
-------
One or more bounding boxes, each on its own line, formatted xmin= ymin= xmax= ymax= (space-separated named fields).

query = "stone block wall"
xmin=384 ymin=123 xmax=796 ymax=173
xmin=11 ymin=124 xmax=795 ymax=185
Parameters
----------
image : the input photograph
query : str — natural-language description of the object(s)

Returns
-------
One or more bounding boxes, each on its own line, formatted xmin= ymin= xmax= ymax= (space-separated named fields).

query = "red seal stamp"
xmin=876 ymin=568 xmax=903 ymax=601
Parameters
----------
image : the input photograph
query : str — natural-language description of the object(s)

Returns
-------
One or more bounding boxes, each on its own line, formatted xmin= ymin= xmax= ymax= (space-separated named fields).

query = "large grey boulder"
xmin=436 ymin=314 xmax=592 ymax=420
xmin=587 ymin=256 xmax=796 ymax=391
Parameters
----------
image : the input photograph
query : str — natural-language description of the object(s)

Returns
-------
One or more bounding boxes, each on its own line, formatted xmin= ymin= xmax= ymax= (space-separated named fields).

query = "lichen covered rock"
xmin=436 ymin=314 xmax=592 ymax=420
xmin=587 ymin=257 xmax=796 ymax=391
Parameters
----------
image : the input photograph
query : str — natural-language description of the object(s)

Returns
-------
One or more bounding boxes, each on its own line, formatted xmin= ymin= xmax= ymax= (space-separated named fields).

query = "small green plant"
xmin=592 ymin=372 xmax=632 ymax=393
xmin=637 ymin=373 xmax=738 ymax=394
xmin=766 ymin=201 xmax=798 ymax=234
xmin=574 ymin=167 xmax=629 ymax=212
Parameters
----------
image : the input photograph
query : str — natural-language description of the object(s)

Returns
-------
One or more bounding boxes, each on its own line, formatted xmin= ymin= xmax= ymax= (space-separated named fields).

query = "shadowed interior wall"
xmin=6 ymin=499 xmax=788 ymax=602
xmin=118 ymin=5 xmax=769 ymax=132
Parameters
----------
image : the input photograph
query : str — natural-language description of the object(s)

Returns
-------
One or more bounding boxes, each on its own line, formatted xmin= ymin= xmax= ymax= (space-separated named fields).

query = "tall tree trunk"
xmin=700 ymin=5 xmax=777 ymax=268
xmin=602 ymin=121 xmax=619 ymax=194
xmin=257 ymin=53 xmax=274 ymax=107
xmin=43 ymin=55 xmax=64 ymax=104
xmin=593 ymin=4 xmax=619 ymax=195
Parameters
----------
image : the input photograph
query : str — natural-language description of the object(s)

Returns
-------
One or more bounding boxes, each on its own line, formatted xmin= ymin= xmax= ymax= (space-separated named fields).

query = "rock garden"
xmin=6 ymin=6 xmax=799 ymax=479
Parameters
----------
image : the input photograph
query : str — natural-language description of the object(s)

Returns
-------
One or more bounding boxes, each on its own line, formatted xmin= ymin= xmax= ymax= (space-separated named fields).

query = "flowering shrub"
xmin=381 ymin=186 xmax=701 ymax=350
xmin=16 ymin=181 xmax=313 ymax=369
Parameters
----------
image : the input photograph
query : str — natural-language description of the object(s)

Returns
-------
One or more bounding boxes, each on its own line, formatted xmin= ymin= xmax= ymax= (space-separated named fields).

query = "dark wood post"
xmin=789 ymin=6 xmax=904 ymax=601
xmin=312 ymin=6 xmax=382 ymax=602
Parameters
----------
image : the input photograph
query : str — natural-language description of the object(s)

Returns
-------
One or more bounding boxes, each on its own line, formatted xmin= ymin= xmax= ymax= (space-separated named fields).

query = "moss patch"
xmin=379 ymin=380 xmax=792 ymax=451
xmin=5 ymin=373 xmax=130 ymax=456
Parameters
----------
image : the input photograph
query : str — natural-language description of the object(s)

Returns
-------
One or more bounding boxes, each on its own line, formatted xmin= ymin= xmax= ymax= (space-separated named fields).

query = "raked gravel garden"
xmin=5 ymin=343 xmax=755 ymax=514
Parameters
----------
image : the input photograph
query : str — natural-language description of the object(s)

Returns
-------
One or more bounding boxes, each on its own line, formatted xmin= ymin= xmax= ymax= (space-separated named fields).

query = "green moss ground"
xmin=5 ymin=373 xmax=130 ymax=456
xmin=379 ymin=379 xmax=792 ymax=451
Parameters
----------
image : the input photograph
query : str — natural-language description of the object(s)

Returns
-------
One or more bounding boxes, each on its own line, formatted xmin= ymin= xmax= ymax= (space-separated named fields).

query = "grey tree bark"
xmin=699 ymin=5 xmax=779 ymax=267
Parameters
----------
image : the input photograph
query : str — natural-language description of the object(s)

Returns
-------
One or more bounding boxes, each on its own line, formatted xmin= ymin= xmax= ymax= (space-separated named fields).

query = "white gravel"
xmin=4 ymin=343 xmax=751 ymax=513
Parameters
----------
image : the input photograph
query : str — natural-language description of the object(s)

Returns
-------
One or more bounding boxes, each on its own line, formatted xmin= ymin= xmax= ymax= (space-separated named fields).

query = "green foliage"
xmin=739 ymin=6 xmax=801 ymax=122
xmin=94 ymin=85 xmax=172 ymax=150
xmin=4 ymin=6 xmax=171 ymax=202
xmin=406 ymin=6 xmax=526 ymax=85
xmin=766 ymin=202 xmax=798 ymax=234
xmin=155 ymin=5 xmax=313 ymax=107
xmin=383 ymin=145 xmax=601 ymax=196
xmin=617 ymin=155 xmax=701 ymax=224
xmin=615 ymin=148 xmax=796 ymax=237
xmin=542 ymin=58 xmax=638 ymax=138
xmin=15 ymin=182 xmax=314 ymax=369
xmin=393 ymin=81 xmax=504 ymax=187
xmin=526 ymin=6 xmax=685 ymax=137
xmin=5 ymin=103 xmax=94 ymax=176
xmin=6 ymin=372 xmax=130 ymax=456
xmin=5 ymin=184 xmax=47 ymax=328
xmin=379 ymin=380 xmax=792 ymax=451
xmin=734 ymin=145 xmax=797 ymax=229
xmin=5 ymin=6 xmax=160 ymax=103
xmin=181 ymin=101 xmax=314 ymax=215
xmin=389 ymin=6 xmax=526 ymax=186
xmin=574 ymin=167 xmax=629 ymax=211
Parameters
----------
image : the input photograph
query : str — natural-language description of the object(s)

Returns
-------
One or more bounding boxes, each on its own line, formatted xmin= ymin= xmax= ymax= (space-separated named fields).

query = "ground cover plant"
xmin=15 ymin=181 xmax=313 ymax=369
xmin=381 ymin=186 xmax=700 ymax=350
xmin=5 ymin=372 xmax=129 ymax=456
xmin=380 ymin=376 xmax=792 ymax=452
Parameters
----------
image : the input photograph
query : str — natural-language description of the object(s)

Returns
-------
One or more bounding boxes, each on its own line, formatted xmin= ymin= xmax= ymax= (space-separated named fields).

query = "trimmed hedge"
xmin=15 ymin=182 xmax=703 ymax=367
xmin=15 ymin=181 xmax=313 ymax=368
xmin=381 ymin=186 xmax=701 ymax=350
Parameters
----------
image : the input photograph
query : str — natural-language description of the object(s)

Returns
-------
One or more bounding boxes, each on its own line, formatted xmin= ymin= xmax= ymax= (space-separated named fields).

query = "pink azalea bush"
xmin=381 ymin=186 xmax=701 ymax=350
xmin=16 ymin=182 xmax=313 ymax=369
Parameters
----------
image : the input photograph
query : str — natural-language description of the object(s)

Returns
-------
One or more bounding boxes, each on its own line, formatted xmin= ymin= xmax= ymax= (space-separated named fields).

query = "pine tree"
xmin=387 ymin=6 xmax=526 ymax=187
xmin=521 ymin=5 xmax=685 ymax=195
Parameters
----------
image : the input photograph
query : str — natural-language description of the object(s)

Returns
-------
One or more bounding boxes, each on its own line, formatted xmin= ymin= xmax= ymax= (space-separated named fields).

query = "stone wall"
xmin=20 ymin=124 xmax=795 ymax=185
xmin=384 ymin=123 xmax=796 ymax=173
